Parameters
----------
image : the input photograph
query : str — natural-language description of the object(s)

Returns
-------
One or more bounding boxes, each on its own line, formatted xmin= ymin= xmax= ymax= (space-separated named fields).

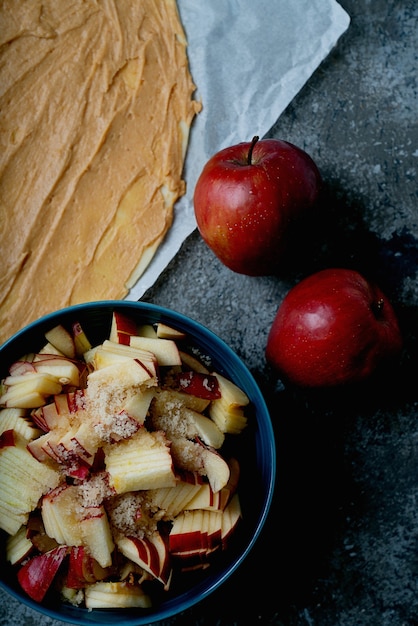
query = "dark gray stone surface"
xmin=1 ymin=0 xmax=417 ymax=624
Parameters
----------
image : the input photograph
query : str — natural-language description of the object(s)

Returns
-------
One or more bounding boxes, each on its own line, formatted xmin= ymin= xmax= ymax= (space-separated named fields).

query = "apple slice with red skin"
xmin=0 ymin=428 xmax=15 ymax=448
xmin=9 ymin=360 xmax=36 ymax=376
xmin=172 ymin=371 xmax=221 ymax=400
xmin=117 ymin=533 xmax=172 ymax=587
xmin=266 ymin=268 xmax=403 ymax=388
xmin=17 ymin=545 xmax=68 ymax=602
xmin=109 ymin=311 xmax=138 ymax=345
xmin=194 ymin=136 xmax=322 ymax=276
xmin=66 ymin=546 xmax=109 ymax=589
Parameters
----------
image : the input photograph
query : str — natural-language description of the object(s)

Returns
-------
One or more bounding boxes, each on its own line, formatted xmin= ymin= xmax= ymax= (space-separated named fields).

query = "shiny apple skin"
xmin=193 ymin=138 xmax=322 ymax=276
xmin=265 ymin=268 xmax=403 ymax=388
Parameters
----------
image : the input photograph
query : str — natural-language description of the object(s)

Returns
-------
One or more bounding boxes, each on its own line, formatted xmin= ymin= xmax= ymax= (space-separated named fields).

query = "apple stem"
xmin=247 ymin=136 xmax=259 ymax=165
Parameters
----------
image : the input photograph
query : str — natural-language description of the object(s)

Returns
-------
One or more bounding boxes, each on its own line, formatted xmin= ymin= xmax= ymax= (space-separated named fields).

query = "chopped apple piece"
xmin=80 ymin=506 xmax=114 ymax=568
xmin=41 ymin=484 xmax=84 ymax=546
xmin=201 ymin=446 xmax=231 ymax=493
xmin=137 ymin=323 xmax=158 ymax=338
xmin=38 ymin=342 xmax=65 ymax=356
xmin=184 ymin=483 xmax=229 ymax=512
xmin=117 ymin=532 xmax=172 ymax=587
xmin=104 ymin=429 xmax=176 ymax=494
xmin=173 ymin=371 xmax=221 ymax=400
xmin=183 ymin=407 xmax=225 ymax=449
xmin=87 ymin=358 xmax=156 ymax=401
xmin=85 ymin=581 xmax=152 ymax=609
xmin=66 ymin=546 xmax=109 ymax=589
xmin=208 ymin=373 xmax=249 ymax=434
xmin=33 ymin=357 xmax=80 ymax=387
xmin=179 ymin=350 xmax=210 ymax=374
xmin=17 ymin=545 xmax=68 ymax=602
xmin=209 ymin=400 xmax=248 ymax=435
xmin=44 ymin=324 xmax=76 ymax=359
xmin=72 ymin=321 xmax=92 ymax=356
xmin=154 ymin=388 xmax=210 ymax=414
xmin=185 ymin=458 xmax=240 ymax=511
xmin=0 ymin=430 xmax=60 ymax=535
xmin=92 ymin=340 xmax=158 ymax=377
xmin=0 ymin=407 xmax=42 ymax=441
xmin=156 ymin=323 xmax=186 ymax=340
xmin=169 ymin=508 xmax=223 ymax=564
xmin=213 ymin=372 xmax=250 ymax=406
xmin=148 ymin=472 xmax=203 ymax=518
xmin=31 ymin=398 xmax=71 ymax=432
xmin=109 ymin=311 xmax=138 ymax=345
xmin=0 ymin=373 xmax=62 ymax=409
xmin=8 ymin=359 xmax=36 ymax=375
xmin=6 ymin=525 xmax=34 ymax=565
xmin=129 ymin=335 xmax=182 ymax=366
xmin=221 ymin=493 xmax=242 ymax=549
xmin=169 ymin=438 xmax=230 ymax=494
xmin=150 ymin=394 xmax=224 ymax=448
xmin=123 ymin=388 xmax=155 ymax=424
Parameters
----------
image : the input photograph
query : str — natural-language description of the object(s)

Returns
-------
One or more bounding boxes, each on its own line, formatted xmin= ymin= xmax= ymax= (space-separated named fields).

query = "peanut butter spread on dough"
xmin=0 ymin=0 xmax=201 ymax=344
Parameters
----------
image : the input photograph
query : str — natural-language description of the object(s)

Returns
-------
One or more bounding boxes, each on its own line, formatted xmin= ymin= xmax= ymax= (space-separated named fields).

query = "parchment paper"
xmin=127 ymin=0 xmax=350 ymax=300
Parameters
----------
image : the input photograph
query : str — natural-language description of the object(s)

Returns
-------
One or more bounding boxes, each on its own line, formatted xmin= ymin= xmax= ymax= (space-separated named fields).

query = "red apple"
xmin=193 ymin=136 xmax=322 ymax=275
xmin=265 ymin=268 xmax=403 ymax=388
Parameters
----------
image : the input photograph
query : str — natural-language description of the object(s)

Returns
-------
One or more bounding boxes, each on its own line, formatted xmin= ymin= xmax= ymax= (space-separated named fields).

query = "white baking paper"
xmin=126 ymin=0 xmax=350 ymax=300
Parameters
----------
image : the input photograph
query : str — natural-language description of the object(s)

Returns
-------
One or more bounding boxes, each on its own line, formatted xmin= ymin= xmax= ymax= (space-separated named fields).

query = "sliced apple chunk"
xmin=0 ymin=430 xmax=60 ymax=535
xmin=6 ymin=525 xmax=34 ymax=565
xmin=169 ymin=508 xmax=223 ymax=563
xmin=104 ymin=429 xmax=176 ymax=494
xmin=85 ymin=581 xmax=152 ymax=609
xmin=41 ymin=484 xmax=84 ymax=547
xmin=33 ymin=357 xmax=80 ymax=387
xmin=156 ymin=323 xmax=186 ymax=340
xmin=44 ymin=324 xmax=76 ymax=359
xmin=179 ymin=350 xmax=210 ymax=374
xmin=221 ymin=493 xmax=242 ymax=549
xmin=66 ymin=545 xmax=109 ymax=589
xmin=209 ymin=399 xmax=248 ymax=435
xmin=212 ymin=372 xmax=250 ymax=406
xmin=129 ymin=335 xmax=181 ymax=367
xmin=184 ymin=482 xmax=228 ymax=512
xmin=117 ymin=532 xmax=172 ymax=587
xmin=123 ymin=388 xmax=155 ymax=424
xmin=173 ymin=370 xmax=221 ymax=400
xmin=209 ymin=373 xmax=249 ymax=434
xmin=0 ymin=373 xmax=62 ymax=409
xmin=17 ymin=545 xmax=68 ymax=602
xmin=109 ymin=311 xmax=138 ymax=345
xmin=0 ymin=407 xmax=42 ymax=441
xmin=72 ymin=321 xmax=93 ymax=356
xmin=183 ymin=407 xmax=225 ymax=449
xmin=137 ymin=323 xmax=158 ymax=338
xmin=201 ymin=446 xmax=231 ymax=493
xmin=80 ymin=505 xmax=114 ymax=568
xmin=148 ymin=472 xmax=203 ymax=518
xmin=38 ymin=342 xmax=65 ymax=356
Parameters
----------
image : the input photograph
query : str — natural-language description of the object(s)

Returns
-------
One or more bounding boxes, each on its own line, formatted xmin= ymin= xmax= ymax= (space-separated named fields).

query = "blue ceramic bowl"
xmin=0 ymin=301 xmax=276 ymax=625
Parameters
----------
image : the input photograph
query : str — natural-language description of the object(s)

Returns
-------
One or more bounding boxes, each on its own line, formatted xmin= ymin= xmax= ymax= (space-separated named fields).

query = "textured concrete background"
xmin=1 ymin=0 xmax=417 ymax=624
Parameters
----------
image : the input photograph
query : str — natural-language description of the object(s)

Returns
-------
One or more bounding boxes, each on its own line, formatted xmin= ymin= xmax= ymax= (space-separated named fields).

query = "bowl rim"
xmin=0 ymin=300 xmax=276 ymax=625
